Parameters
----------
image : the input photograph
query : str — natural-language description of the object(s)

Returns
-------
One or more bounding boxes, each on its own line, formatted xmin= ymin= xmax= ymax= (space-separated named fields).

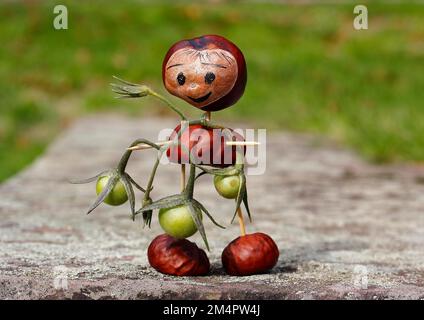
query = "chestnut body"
xmin=222 ymin=233 xmax=279 ymax=276
xmin=148 ymin=234 xmax=210 ymax=276
xmin=166 ymin=123 xmax=245 ymax=167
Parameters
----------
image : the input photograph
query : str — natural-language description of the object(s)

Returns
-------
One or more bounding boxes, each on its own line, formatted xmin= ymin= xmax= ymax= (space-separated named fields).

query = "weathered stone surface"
xmin=1 ymin=115 xmax=423 ymax=300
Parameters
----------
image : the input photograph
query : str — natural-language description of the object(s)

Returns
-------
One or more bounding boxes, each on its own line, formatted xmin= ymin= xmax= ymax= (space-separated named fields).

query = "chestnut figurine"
xmin=148 ymin=234 xmax=210 ymax=276
xmin=222 ymin=233 xmax=279 ymax=276
xmin=163 ymin=34 xmax=247 ymax=112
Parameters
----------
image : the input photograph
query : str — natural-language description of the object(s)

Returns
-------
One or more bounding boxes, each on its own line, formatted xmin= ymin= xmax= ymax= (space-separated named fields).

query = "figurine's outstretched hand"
xmin=110 ymin=76 xmax=186 ymax=120
xmin=111 ymin=76 xmax=150 ymax=98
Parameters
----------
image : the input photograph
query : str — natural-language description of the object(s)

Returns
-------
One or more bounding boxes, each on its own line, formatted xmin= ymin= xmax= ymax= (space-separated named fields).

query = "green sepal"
xmin=194 ymin=164 xmax=240 ymax=176
xmin=121 ymin=173 xmax=136 ymax=220
xmin=87 ymin=171 xmax=119 ymax=215
xmin=188 ymin=202 xmax=209 ymax=251
xmin=68 ymin=170 xmax=109 ymax=184
xmin=142 ymin=210 xmax=153 ymax=228
xmin=141 ymin=198 xmax=153 ymax=228
xmin=125 ymin=174 xmax=147 ymax=193
xmin=242 ymin=186 xmax=252 ymax=223
xmin=134 ymin=194 xmax=186 ymax=216
xmin=231 ymin=173 xmax=247 ymax=223
xmin=192 ymin=199 xmax=225 ymax=229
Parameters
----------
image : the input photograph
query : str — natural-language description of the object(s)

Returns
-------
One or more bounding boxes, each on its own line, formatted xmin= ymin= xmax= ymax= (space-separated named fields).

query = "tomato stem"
xmin=144 ymin=148 xmax=164 ymax=201
xmin=179 ymin=120 xmax=189 ymax=192
xmin=148 ymin=90 xmax=187 ymax=120
xmin=184 ymin=164 xmax=196 ymax=199
xmin=111 ymin=77 xmax=187 ymax=120
xmin=190 ymin=119 xmax=226 ymax=130
xmin=117 ymin=139 xmax=160 ymax=174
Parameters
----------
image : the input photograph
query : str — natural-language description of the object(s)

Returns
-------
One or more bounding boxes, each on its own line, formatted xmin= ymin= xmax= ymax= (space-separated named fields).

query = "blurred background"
xmin=1 ymin=0 xmax=423 ymax=182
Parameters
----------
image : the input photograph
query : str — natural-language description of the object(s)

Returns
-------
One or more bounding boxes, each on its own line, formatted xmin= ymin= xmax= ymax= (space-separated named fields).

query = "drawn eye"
xmin=205 ymin=72 xmax=215 ymax=84
xmin=177 ymin=72 xmax=186 ymax=86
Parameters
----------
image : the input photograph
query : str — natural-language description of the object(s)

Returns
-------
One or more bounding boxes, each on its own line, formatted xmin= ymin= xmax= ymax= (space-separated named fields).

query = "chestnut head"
xmin=163 ymin=35 xmax=247 ymax=112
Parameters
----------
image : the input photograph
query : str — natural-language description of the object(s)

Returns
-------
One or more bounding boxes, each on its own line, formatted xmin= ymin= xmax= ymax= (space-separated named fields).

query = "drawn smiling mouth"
xmin=187 ymin=92 xmax=212 ymax=103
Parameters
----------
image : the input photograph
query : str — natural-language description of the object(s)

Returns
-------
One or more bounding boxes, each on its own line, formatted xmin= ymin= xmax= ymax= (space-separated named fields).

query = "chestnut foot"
xmin=222 ymin=232 xmax=279 ymax=276
xmin=148 ymin=234 xmax=210 ymax=276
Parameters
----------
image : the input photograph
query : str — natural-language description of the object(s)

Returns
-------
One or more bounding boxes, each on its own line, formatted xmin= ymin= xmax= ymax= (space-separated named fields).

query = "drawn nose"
xmin=189 ymin=83 xmax=198 ymax=90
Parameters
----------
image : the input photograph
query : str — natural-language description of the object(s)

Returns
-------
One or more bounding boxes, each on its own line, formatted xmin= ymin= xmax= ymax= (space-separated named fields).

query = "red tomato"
xmin=166 ymin=124 xmax=245 ymax=167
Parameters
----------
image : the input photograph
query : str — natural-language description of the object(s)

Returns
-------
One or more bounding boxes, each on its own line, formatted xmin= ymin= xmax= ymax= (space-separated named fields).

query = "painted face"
xmin=164 ymin=48 xmax=238 ymax=108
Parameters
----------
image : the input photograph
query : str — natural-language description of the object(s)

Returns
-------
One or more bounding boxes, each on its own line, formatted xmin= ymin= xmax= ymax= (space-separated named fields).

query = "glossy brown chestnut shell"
xmin=166 ymin=123 xmax=245 ymax=167
xmin=162 ymin=34 xmax=247 ymax=112
xmin=148 ymin=234 xmax=210 ymax=276
xmin=221 ymin=233 xmax=279 ymax=276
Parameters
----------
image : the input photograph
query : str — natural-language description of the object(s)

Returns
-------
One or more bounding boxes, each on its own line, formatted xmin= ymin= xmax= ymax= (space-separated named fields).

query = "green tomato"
xmin=96 ymin=176 xmax=128 ymax=206
xmin=158 ymin=205 xmax=201 ymax=239
xmin=213 ymin=175 xmax=240 ymax=199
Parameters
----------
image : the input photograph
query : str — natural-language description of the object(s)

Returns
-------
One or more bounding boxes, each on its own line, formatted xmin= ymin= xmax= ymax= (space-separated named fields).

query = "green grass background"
xmin=1 ymin=1 xmax=423 ymax=181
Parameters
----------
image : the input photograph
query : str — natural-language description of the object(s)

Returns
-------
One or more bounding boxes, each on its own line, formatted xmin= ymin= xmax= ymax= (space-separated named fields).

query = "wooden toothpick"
xmin=236 ymin=206 xmax=246 ymax=236
xmin=127 ymin=140 xmax=259 ymax=151
xmin=180 ymin=164 xmax=186 ymax=192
